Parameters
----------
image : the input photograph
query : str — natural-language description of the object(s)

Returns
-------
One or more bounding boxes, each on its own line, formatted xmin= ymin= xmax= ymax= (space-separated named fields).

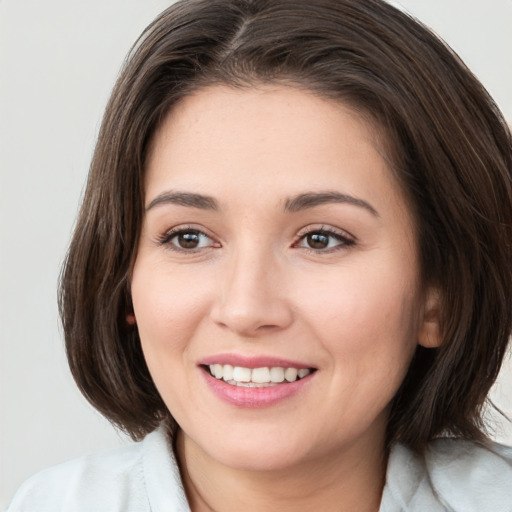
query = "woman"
xmin=8 ymin=0 xmax=512 ymax=510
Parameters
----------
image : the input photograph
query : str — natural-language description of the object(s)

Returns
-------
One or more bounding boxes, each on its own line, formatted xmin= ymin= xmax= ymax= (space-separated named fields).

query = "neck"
xmin=175 ymin=429 xmax=387 ymax=512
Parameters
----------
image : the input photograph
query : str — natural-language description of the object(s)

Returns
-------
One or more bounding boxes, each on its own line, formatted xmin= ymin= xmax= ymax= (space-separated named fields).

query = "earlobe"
xmin=418 ymin=287 xmax=442 ymax=348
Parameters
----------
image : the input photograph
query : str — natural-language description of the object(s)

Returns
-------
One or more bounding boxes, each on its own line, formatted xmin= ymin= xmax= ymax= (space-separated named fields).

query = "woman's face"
xmin=131 ymin=85 xmax=439 ymax=471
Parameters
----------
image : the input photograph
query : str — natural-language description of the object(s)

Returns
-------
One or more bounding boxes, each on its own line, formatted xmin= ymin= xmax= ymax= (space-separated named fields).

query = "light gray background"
xmin=1 ymin=1 xmax=511 ymax=509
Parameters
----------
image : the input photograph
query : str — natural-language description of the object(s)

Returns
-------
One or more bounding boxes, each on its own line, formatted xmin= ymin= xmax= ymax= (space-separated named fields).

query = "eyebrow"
xmin=146 ymin=189 xmax=378 ymax=217
xmin=284 ymin=191 xmax=379 ymax=216
xmin=146 ymin=191 xmax=218 ymax=211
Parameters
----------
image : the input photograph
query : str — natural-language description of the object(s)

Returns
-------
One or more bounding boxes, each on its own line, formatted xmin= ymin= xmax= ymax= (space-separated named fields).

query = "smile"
xmin=200 ymin=355 xmax=317 ymax=407
xmin=208 ymin=364 xmax=312 ymax=387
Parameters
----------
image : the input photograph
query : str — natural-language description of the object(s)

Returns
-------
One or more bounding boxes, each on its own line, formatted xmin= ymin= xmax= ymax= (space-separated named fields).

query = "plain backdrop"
xmin=1 ymin=0 xmax=512 ymax=509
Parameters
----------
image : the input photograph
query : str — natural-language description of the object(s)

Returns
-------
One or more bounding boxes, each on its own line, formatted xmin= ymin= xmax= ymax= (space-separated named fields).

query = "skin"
xmin=131 ymin=85 xmax=440 ymax=512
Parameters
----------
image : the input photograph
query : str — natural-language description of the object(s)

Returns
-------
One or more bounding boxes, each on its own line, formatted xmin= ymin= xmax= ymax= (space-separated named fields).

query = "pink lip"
xmin=201 ymin=370 xmax=314 ymax=408
xmin=199 ymin=354 xmax=316 ymax=408
xmin=199 ymin=353 xmax=314 ymax=369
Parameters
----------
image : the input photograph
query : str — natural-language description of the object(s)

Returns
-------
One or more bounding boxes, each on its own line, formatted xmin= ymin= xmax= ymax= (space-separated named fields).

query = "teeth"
xmin=208 ymin=364 xmax=312 ymax=386
xmin=284 ymin=368 xmax=298 ymax=382
xmin=223 ymin=364 xmax=234 ymax=381
xmin=298 ymin=369 xmax=310 ymax=379
xmin=232 ymin=366 xmax=251 ymax=382
xmin=269 ymin=367 xmax=285 ymax=383
xmin=252 ymin=367 xmax=271 ymax=383
xmin=213 ymin=364 xmax=223 ymax=379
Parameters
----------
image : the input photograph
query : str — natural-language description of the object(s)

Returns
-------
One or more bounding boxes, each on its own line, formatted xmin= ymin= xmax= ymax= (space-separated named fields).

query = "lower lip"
xmin=201 ymin=369 xmax=314 ymax=408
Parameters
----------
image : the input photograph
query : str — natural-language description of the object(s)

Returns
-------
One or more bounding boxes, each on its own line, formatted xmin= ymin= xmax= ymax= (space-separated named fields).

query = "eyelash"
xmin=294 ymin=226 xmax=356 ymax=253
xmin=156 ymin=226 xmax=355 ymax=253
xmin=156 ymin=226 xmax=218 ymax=252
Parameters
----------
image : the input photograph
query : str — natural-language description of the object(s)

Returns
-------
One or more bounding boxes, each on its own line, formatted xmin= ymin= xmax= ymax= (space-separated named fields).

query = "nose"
xmin=210 ymin=249 xmax=294 ymax=337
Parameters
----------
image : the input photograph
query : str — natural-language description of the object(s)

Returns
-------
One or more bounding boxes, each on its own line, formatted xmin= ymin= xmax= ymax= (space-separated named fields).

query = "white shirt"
xmin=7 ymin=425 xmax=512 ymax=511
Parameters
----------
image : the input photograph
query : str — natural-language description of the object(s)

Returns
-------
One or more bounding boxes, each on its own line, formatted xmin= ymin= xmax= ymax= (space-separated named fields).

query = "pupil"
xmin=179 ymin=232 xmax=199 ymax=248
xmin=307 ymin=233 xmax=329 ymax=249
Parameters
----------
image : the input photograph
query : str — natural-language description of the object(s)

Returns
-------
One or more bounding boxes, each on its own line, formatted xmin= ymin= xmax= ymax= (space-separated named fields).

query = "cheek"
xmin=296 ymin=258 xmax=421 ymax=378
xmin=302 ymin=259 xmax=419 ymax=326
xmin=130 ymin=263 xmax=213 ymax=364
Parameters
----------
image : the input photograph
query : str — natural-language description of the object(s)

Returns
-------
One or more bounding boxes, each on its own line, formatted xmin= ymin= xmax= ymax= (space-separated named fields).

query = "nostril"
xmin=210 ymin=302 xmax=294 ymax=337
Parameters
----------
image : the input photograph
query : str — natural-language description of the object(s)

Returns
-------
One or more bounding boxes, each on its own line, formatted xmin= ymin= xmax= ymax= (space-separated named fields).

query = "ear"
xmin=418 ymin=287 xmax=442 ymax=348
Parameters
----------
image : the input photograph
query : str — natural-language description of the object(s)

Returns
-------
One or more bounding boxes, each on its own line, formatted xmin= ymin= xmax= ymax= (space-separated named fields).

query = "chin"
xmin=184 ymin=425 xmax=312 ymax=472
xmin=213 ymin=443 xmax=309 ymax=472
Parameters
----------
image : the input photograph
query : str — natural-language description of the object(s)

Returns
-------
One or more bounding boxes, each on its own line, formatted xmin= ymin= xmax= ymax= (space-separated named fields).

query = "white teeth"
xmin=228 ymin=381 xmax=274 ymax=388
xmin=223 ymin=364 xmax=234 ymax=381
xmin=269 ymin=367 xmax=285 ymax=383
xmin=298 ymin=369 xmax=310 ymax=379
xmin=284 ymin=367 xmax=298 ymax=382
xmin=252 ymin=367 xmax=271 ymax=383
xmin=232 ymin=366 xmax=251 ymax=382
xmin=208 ymin=364 xmax=312 ymax=386
xmin=213 ymin=364 xmax=223 ymax=379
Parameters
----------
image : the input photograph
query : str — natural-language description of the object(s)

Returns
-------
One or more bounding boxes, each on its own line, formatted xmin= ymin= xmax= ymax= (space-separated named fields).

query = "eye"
xmin=158 ymin=228 xmax=217 ymax=251
xmin=295 ymin=228 xmax=355 ymax=251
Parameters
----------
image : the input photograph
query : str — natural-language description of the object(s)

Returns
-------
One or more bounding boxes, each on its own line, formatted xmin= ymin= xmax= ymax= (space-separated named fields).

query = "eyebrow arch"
xmin=284 ymin=191 xmax=379 ymax=217
xmin=146 ymin=191 xmax=218 ymax=211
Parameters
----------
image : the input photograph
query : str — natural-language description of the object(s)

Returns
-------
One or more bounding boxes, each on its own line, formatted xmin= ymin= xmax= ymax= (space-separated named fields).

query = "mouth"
xmin=199 ymin=356 xmax=317 ymax=407
xmin=202 ymin=364 xmax=316 ymax=387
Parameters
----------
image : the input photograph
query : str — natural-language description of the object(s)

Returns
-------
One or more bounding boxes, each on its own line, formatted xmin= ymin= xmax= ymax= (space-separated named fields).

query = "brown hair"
xmin=59 ymin=0 xmax=512 ymax=450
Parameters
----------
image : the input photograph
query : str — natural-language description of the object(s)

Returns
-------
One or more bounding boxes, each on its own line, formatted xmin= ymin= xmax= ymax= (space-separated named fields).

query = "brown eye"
xmin=166 ymin=229 xmax=214 ymax=250
xmin=296 ymin=229 xmax=355 ymax=252
xmin=177 ymin=231 xmax=200 ymax=248
xmin=306 ymin=233 xmax=329 ymax=249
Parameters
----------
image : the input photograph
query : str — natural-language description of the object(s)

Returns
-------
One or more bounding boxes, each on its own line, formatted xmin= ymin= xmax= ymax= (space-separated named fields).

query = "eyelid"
xmin=293 ymin=225 xmax=356 ymax=251
xmin=154 ymin=223 xmax=355 ymax=253
xmin=156 ymin=224 xmax=221 ymax=251
xmin=296 ymin=224 xmax=356 ymax=241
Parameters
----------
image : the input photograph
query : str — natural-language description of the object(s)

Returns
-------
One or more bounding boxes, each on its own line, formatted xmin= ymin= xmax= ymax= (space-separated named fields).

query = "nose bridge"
xmin=211 ymin=239 xmax=292 ymax=336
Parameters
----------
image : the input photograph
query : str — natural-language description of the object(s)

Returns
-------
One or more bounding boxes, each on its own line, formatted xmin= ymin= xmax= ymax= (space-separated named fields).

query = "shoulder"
xmin=7 ymin=440 xmax=147 ymax=512
xmin=6 ymin=426 xmax=190 ymax=512
xmin=382 ymin=438 xmax=512 ymax=512
xmin=424 ymin=438 xmax=512 ymax=511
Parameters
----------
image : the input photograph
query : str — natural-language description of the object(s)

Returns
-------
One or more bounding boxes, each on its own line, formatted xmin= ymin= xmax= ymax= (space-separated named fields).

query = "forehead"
xmin=144 ymin=85 xmax=406 ymax=218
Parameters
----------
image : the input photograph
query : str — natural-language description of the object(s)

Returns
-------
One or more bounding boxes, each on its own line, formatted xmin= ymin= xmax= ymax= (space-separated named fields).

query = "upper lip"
xmin=198 ymin=353 xmax=316 ymax=369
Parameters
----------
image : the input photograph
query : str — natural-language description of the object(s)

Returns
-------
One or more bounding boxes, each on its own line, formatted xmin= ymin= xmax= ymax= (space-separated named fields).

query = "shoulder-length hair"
xmin=59 ymin=0 xmax=512 ymax=451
